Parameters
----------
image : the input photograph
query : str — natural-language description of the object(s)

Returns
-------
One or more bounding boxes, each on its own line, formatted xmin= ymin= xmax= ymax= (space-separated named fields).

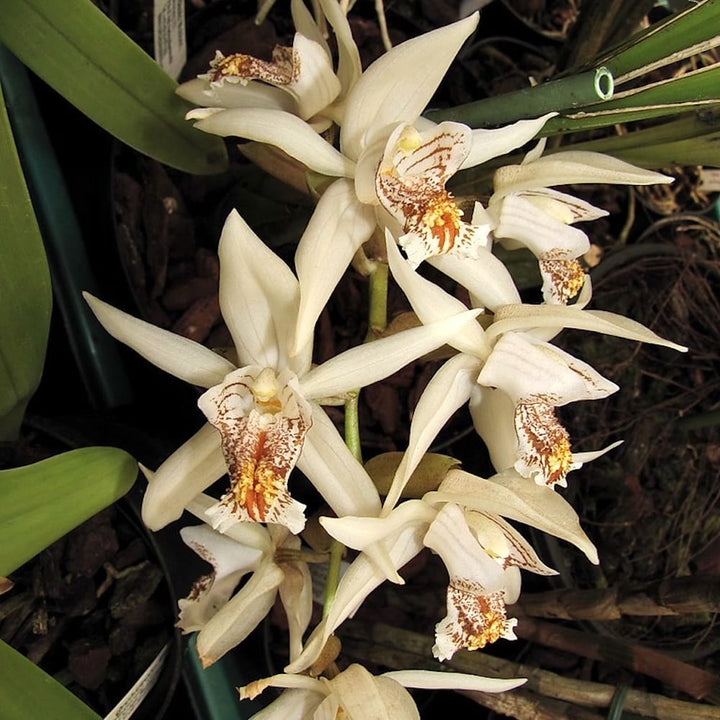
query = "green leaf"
xmin=0 ymin=640 xmax=101 ymax=720
xmin=595 ymin=0 xmax=720 ymax=83
xmin=0 ymin=447 xmax=137 ymax=576
xmin=0 ymin=0 xmax=227 ymax=175
xmin=546 ymin=108 xmax=720 ymax=168
xmin=545 ymin=64 xmax=720 ymax=133
xmin=430 ymin=1 xmax=720 ymax=134
xmin=0 ymin=82 xmax=51 ymax=441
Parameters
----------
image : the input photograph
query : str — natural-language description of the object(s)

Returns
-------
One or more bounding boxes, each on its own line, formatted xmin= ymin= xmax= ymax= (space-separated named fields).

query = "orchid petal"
xmin=426 ymin=468 xmax=599 ymax=563
xmin=297 ymin=404 xmax=382 ymax=517
xmin=464 ymin=511 xmax=557 ymax=577
xmin=287 ymin=33 xmax=342 ymax=120
xmin=488 ymin=304 xmax=688 ymax=351
xmin=340 ymin=14 xmax=479 ymax=159
xmin=500 ymin=187 xmax=609 ymax=225
xmin=478 ymin=332 xmax=619 ymax=405
xmin=299 ymin=309 xmax=482 ymax=400
xmin=354 ymin=136 xmax=389 ymax=204
xmin=428 ymin=252 xmax=521 ymax=311
xmin=290 ymin=0 xmax=329 ymax=55
xmin=461 ymin=113 xmax=556 ymax=170
xmin=194 ymin=108 xmax=355 ymax=177
xmin=141 ymin=424 xmax=226 ymax=530
xmin=83 ymin=293 xmax=234 ymax=387
xmin=218 ymin=210 xmax=300 ymax=368
xmin=293 ymin=180 xmax=375 ymax=356
xmin=245 ymin=688 xmax=323 ymax=720
xmin=195 ymin=559 xmax=284 ymax=667
xmin=285 ymin=525 xmax=426 ymax=675
xmin=241 ymin=673 xmax=326 ymax=700
xmin=574 ymin=440 xmax=623 ymax=465
xmin=317 ymin=0 xmax=362 ymax=97
xmin=321 ymin=500 xmax=436 ymax=584
xmin=494 ymin=151 xmax=673 ymax=196
xmin=320 ymin=500 xmax=436 ymax=557
xmin=469 ymin=385 xmax=518 ymax=474
xmin=186 ymin=493 xmax=273 ymax=553
xmin=386 ymin=232 xmax=489 ymax=356
xmin=384 ymin=669 xmax=526 ymax=693
xmin=278 ymin=545 xmax=314 ymax=661
xmin=493 ymin=194 xmax=590 ymax=259
xmin=383 ymin=354 xmax=479 ymax=512
xmin=325 ymin=524 xmax=425 ymax=638
xmin=177 ymin=77 xmax=295 ymax=111
xmin=329 ymin=665 xmax=420 ymax=720
xmin=177 ymin=524 xmax=263 ymax=632
xmin=424 ymin=504 xmax=508 ymax=589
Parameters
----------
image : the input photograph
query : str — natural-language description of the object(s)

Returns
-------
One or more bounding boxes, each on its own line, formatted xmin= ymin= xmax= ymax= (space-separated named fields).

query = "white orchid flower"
xmin=186 ymin=12 xmax=559 ymax=349
xmin=423 ymin=503 xmax=521 ymax=660
xmin=84 ymin=210 xmax=482 ymax=535
xmin=487 ymin=147 xmax=673 ymax=304
xmin=239 ymin=662 xmax=525 ymax=720
xmin=175 ymin=493 xmax=312 ymax=666
xmin=315 ymin=461 xmax=597 ymax=662
xmin=320 ymin=500 xmax=529 ymax=661
xmin=383 ymin=233 xmax=686 ymax=497
xmin=475 ymin=331 xmax=619 ymax=487
xmin=177 ymin=0 xmax=360 ymax=130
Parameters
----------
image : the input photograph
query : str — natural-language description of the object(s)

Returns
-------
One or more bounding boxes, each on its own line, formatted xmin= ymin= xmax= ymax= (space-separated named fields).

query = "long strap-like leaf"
xmin=0 ymin=446 xmax=137 ymax=576
xmin=0 ymin=0 xmax=227 ymax=175
xmin=0 ymin=640 xmax=101 ymax=720
xmin=0 ymin=80 xmax=51 ymax=441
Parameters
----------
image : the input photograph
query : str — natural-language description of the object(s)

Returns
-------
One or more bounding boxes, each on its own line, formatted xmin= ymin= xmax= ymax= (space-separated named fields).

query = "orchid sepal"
xmin=83 ymin=292 xmax=234 ymax=387
xmin=193 ymin=108 xmax=355 ymax=177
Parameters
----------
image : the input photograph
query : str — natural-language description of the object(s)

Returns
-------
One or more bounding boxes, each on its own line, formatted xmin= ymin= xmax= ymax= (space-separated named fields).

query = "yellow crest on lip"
xmin=540 ymin=256 xmax=586 ymax=304
xmin=208 ymin=46 xmax=297 ymax=87
xmin=514 ymin=401 xmax=574 ymax=488
xmin=434 ymin=580 xmax=517 ymax=660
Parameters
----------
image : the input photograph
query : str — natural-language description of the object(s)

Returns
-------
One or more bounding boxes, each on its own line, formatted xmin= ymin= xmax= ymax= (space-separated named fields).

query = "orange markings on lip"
xmin=450 ymin=582 xmax=510 ymax=650
xmin=540 ymin=257 xmax=586 ymax=304
xmin=515 ymin=402 xmax=573 ymax=487
xmin=209 ymin=46 xmax=296 ymax=86
xmin=421 ymin=193 xmax=463 ymax=254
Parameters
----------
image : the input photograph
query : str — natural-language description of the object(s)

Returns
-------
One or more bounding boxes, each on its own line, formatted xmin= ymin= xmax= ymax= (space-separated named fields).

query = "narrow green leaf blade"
xmin=544 ymin=65 xmax=720 ymax=134
xmin=0 ymin=0 xmax=227 ymax=175
xmin=591 ymin=0 xmax=720 ymax=81
xmin=546 ymin=108 xmax=720 ymax=167
xmin=0 ymin=82 xmax=51 ymax=441
xmin=0 ymin=640 xmax=101 ymax=720
xmin=0 ymin=447 xmax=138 ymax=576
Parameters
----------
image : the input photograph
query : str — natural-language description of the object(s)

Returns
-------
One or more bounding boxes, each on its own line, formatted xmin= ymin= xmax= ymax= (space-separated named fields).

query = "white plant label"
xmin=104 ymin=643 xmax=170 ymax=720
xmin=154 ymin=0 xmax=187 ymax=79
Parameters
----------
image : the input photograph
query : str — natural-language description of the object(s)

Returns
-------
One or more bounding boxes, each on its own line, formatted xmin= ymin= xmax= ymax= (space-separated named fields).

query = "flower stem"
xmin=367 ymin=261 xmax=389 ymax=336
xmin=344 ymin=390 xmax=363 ymax=464
xmin=322 ymin=264 xmax=390 ymax=620
xmin=322 ymin=539 xmax=345 ymax=620
xmin=322 ymin=391 xmax=362 ymax=619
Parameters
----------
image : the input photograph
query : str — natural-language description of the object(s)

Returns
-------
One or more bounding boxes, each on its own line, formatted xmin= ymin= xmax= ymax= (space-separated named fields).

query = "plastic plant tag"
xmin=104 ymin=643 xmax=170 ymax=720
xmin=154 ymin=0 xmax=186 ymax=79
